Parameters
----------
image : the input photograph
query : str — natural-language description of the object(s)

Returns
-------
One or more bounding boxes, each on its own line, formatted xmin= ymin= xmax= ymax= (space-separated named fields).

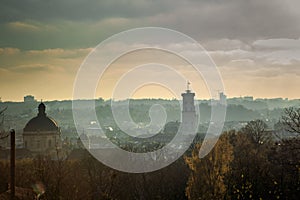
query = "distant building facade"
xmin=24 ymin=95 xmax=35 ymax=102
xmin=219 ymin=92 xmax=227 ymax=105
xmin=23 ymin=102 xmax=61 ymax=154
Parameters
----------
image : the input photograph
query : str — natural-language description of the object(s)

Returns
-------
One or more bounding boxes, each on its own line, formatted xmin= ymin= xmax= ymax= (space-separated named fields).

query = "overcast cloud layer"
xmin=0 ymin=0 xmax=300 ymax=100
xmin=1 ymin=0 xmax=300 ymax=49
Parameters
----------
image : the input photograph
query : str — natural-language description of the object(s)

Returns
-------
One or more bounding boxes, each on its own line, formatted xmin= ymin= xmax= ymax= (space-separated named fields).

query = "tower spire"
xmin=187 ymin=81 xmax=191 ymax=93
xmin=38 ymin=102 xmax=46 ymax=116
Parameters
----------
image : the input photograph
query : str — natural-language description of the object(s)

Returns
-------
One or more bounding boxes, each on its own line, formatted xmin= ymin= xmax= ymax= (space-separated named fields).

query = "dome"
xmin=24 ymin=103 xmax=59 ymax=132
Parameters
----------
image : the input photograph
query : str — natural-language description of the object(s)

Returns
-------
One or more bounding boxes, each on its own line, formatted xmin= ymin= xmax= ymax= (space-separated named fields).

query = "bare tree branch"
xmin=241 ymin=119 xmax=269 ymax=144
xmin=282 ymin=107 xmax=300 ymax=135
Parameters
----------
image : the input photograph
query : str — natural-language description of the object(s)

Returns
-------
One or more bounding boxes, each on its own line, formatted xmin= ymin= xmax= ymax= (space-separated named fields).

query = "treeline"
xmin=0 ymin=131 xmax=299 ymax=199
xmin=1 ymin=107 xmax=300 ymax=199
xmin=0 ymin=153 xmax=189 ymax=200
xmin=186 ymin=131 xmax=299 ymax=199
xmin=186 ymin=109 xmax=300 ymax=199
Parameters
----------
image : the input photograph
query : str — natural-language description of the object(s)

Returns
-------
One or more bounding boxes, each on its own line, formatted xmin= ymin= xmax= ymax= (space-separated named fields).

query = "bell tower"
xmin=181 ymin=82 xmax=197 ymax=134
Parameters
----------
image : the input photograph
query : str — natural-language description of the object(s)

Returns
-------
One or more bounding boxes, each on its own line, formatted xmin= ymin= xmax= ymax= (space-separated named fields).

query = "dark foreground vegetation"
xmin=0 ymin=108 xmax=299 ymax=200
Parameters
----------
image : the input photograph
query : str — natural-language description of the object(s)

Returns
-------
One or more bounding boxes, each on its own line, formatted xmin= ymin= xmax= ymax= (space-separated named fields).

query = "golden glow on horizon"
xmin=1 ymin=47 xmax=300 ymax=101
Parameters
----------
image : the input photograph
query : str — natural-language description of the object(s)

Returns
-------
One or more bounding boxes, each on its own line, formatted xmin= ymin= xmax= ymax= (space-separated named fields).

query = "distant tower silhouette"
xmin=181 ymin=82 xmax=197 ymax=134
xmin=219 ymin=92 xmax=227 ymax=105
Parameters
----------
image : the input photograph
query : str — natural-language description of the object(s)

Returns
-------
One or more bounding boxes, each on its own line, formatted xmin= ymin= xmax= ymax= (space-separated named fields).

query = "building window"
xmin=37 ymin=140 xmax=40 ymax=148
xmin=25 ymin=141 xmax=27 ymax=148
xmin=48 ymin=140 xmax=52 ymax=148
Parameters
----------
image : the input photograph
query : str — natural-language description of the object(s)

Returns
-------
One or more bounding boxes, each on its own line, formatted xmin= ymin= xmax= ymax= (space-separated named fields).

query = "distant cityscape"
xmin=0 ymin=90 xmax=299 ymax=152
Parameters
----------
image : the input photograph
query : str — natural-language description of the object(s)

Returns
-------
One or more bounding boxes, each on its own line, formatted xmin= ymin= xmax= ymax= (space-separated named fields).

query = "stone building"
xmin=23 ymin=102 xmax=61 ymax=154
xmin=181 ymin=83 xmax=198 ymax=134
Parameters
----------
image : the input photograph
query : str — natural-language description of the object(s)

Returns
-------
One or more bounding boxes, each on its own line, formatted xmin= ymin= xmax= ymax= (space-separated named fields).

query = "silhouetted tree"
xmin=241 ymin=119 xmax=269 ymax=144
xmin=129 ymin=158 xmax=189 ymax=200
xmin=268 ymin=138 xmax=300 ymax=199
xmin=282 ymin=107 xmax=300 ymax=135
xmin=226 ymin=132 xmax=273 ymax=199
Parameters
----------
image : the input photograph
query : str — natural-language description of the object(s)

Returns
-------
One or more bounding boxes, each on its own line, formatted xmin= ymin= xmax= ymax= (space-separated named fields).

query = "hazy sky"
xmin=1 ymin=0 xmax=300 ymax=101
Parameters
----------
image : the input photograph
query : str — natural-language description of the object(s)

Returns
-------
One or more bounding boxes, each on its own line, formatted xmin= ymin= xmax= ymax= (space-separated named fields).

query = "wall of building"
xmin=23 ymin=132 xmax=60 ymax=153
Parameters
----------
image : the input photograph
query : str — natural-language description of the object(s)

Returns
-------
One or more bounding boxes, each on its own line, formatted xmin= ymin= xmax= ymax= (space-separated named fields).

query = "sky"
xmin=1 ymin=0 xmax=300 ymax=101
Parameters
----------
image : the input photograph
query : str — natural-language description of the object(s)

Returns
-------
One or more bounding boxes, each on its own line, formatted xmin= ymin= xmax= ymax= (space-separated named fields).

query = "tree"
xmin=241 ymin=119 xmax=269 ymax=144
xmin=282 ymin=107 xmax=300 ymax=135
xmin=185 ymin=133 xmax=233 ymax=200
xmin=226 ymin=132 xmax=273 ymax=199
xmin=268 ymin=138 xmax=300 ymax=199
xmin=127 ymin=158 xmax=189 ymax=200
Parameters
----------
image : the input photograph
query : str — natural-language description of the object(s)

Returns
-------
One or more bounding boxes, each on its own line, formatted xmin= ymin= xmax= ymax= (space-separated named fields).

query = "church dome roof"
xmin=24 ymin=102 xmax=59 ymax=132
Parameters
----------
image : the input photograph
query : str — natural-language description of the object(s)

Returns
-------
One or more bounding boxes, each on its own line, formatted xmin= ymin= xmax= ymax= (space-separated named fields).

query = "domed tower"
xmin=23 ymin=102 xmax=61 ymax=154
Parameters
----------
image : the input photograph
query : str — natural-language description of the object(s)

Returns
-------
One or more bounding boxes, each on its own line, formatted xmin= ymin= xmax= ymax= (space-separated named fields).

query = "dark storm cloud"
xmin=0 ymin=0 xmax=171 ymax=22
xmin=0 ymin=0 xmax=299 ymax=49
xmin=0 ymin=0 xmax=174 ymax=49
